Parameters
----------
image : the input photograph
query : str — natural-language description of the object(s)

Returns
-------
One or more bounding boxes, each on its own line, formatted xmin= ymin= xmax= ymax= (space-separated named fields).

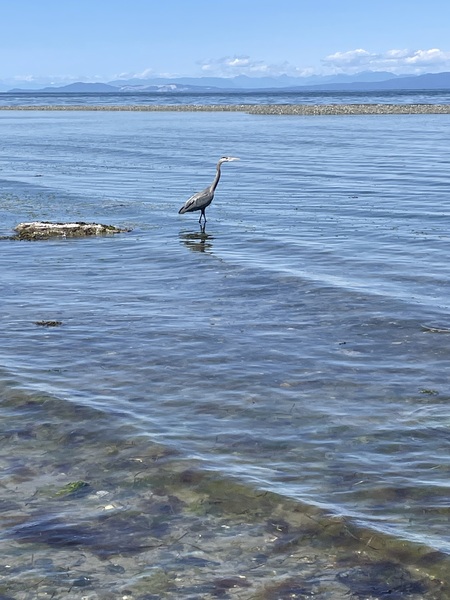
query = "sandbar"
xmin=1 ymin=103 xmax=450 ymax=115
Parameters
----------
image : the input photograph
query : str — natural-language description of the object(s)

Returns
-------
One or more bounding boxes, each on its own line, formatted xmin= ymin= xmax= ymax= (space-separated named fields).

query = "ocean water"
xmin=1 ymin=104 xmax=450 ymax=598
xmin=0 ymin=87 xmax=449 ymax=107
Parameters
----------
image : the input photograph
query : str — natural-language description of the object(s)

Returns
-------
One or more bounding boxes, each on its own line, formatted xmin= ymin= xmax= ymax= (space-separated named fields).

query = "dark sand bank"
xmin=1 ymin=103 xmax=450 ymax=115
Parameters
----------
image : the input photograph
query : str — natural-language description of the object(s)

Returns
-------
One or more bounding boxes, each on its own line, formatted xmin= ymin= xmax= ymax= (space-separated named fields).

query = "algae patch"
xmin=54 ymin=481 xmax=91 ymax=498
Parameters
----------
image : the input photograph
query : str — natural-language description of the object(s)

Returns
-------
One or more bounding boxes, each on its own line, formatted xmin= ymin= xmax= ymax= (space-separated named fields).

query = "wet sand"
xmin=1 ymin=103 xmax=450 ymax=115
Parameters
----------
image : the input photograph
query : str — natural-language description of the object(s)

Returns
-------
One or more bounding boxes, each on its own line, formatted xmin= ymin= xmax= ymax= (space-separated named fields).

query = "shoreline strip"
xmin=1 ymin=103 xmax=450 ymax=115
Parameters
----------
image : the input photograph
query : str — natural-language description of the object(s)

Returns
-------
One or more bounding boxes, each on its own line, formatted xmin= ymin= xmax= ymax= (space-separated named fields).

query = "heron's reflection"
xmin=179 ymin=228 xmax=214 ymax=253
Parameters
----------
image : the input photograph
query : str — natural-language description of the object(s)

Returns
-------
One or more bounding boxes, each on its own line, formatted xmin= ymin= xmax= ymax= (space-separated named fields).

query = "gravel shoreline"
xmin=1 ymin=103 xmax=450 ymax=115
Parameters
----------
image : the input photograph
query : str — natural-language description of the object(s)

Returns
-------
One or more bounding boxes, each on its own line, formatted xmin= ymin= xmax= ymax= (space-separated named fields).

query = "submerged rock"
xmin=14 ymin=221 xmax=128 ymax=240
xmin=34 ymin=320 xmax=63 ymax=327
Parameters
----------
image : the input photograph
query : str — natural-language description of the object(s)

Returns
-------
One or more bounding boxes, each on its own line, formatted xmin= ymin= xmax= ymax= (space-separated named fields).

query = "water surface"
xmin=1 ymin=108 xmax=450 ymax=597
xmin=0 ymin=88 xmax=449 ymax=107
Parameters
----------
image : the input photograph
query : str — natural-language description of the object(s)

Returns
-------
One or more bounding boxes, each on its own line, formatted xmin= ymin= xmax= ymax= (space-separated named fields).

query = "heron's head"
xmin=219 ymin=156 xmax=240 ymax=164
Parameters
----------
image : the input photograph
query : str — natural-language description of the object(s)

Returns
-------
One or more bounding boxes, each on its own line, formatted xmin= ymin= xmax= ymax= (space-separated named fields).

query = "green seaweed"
xmin=54 ymin=481 xmax=90 ymax=498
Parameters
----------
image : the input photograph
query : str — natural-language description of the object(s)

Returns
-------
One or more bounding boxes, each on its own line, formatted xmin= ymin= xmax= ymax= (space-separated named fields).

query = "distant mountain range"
xmin=3 ymin=71 xmax=450 ymax=93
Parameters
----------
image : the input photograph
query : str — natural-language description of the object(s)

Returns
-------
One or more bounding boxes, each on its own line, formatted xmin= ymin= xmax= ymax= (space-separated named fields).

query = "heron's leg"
xmin=199 ymin=209 xmax=207 ymax=224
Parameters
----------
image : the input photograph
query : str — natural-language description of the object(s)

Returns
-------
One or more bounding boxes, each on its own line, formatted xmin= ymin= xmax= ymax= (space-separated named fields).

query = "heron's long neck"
xmin=209 ymin=163 xmax=222 ymax=193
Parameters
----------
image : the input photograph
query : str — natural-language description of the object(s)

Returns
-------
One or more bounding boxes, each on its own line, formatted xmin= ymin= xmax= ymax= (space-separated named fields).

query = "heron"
xmin=178 ymin=156 xmax=240 ymax=225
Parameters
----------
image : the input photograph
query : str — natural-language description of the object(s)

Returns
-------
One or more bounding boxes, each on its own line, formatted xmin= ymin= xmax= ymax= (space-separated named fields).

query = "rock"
xmin=34 ymin=320 xmax=63 ymax=327
xmin=14 ymin=221 xmax=129 ymax=240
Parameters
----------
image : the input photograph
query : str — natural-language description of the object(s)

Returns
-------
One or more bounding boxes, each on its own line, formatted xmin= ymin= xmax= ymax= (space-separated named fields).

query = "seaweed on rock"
xmin=13 ymin=221 xmax=129 ymax=240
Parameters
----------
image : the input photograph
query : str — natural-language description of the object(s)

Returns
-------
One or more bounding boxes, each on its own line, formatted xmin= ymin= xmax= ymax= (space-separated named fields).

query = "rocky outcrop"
xmin=14 ymin=221 xmax=129 ymax=240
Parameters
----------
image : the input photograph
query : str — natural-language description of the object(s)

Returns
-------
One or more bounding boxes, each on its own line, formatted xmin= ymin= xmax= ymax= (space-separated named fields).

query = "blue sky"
xmin=2 ymin=0 xmax=450 ymax=83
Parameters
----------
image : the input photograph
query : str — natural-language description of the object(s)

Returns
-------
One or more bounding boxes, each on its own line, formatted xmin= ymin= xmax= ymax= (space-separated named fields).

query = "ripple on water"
xmin=1 ymin=110 xmax=450 ymax=593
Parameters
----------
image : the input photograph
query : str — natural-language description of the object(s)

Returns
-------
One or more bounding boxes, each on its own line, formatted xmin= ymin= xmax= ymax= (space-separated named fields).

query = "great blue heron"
xmin=178 ymin=156 xmax=240 ymax=225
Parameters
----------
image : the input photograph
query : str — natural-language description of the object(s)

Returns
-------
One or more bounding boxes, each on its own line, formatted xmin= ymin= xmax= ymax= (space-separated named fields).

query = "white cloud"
xmin=199 ymin=55 xmax=312 ymax=77
xmin=7 ymin=47 xmax=450 ymax=87
xmin=13 ymin=74 xmax=38 ymax=82
xmin=7 ymin=73 xmax=105 ymax=86
xmin=323 ymin=49 xmax=375 ymax=67
xmin=322 ymin=48 xmax=450 ymax=74
xmin=404 ymin=48 xmax=449 ymax=65
xmin=113 ymin=68 xmax=156 ymax=80
xmin=226 ymin=57 xmax=251 ymax=68
xmin=198 ymin=48 xmax=450 ymax=79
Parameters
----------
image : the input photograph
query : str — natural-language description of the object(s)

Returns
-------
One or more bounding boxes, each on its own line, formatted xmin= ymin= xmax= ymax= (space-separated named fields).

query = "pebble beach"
xmin=1 ymin=103 xmax=450 ymax=114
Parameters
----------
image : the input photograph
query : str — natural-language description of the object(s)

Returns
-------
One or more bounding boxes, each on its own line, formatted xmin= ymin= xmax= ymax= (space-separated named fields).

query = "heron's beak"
xmin=228 ymin=157 xmax=240 ymax=161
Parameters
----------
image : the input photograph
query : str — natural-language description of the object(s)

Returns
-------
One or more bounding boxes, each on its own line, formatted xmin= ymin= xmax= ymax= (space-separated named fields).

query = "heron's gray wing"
xmin=179 ymin=187 xmax=213 ymax=214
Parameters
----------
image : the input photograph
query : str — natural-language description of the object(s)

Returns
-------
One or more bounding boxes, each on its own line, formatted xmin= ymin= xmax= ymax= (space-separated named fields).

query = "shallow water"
xmin=1 ymin=108 xmax=450 ymax=597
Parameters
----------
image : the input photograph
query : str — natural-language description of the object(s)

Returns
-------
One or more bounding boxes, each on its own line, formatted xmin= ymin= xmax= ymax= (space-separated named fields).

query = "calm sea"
xmin=0 ymin=87 xmax=450 ymax=106
xmin=1 ymin=91 xmax=450 ymax=598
